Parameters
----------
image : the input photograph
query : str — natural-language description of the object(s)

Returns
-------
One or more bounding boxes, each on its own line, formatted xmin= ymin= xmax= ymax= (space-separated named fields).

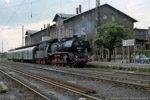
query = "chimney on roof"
xmin=76 ymin=8 xmax=79 ymax=14
xmin=47 ymin=24 xmax=50 ymax=28
xmin=96 ymin=0 xmax=100 ymax=7
xmin=44 ymin=24 xmax=46 ymax=29
xmin=79 ymin=5 xmax=82 ymax=13
xmin=41 ymin=28 xmax=42 ymax=30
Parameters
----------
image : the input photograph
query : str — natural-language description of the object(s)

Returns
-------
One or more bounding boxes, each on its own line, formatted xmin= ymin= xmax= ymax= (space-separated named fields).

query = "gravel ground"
xmin=0 ymin=64 xmax=91 ymax=100
xmin=27 ymin=66 xmax=150 ymax=100
xmin=1 ymin=61 xmax=150 ymax=100
xmin=10 ymin=70 xmax=82 ymax=100
xmin=0 ymin=66 xmax=43 ymax=100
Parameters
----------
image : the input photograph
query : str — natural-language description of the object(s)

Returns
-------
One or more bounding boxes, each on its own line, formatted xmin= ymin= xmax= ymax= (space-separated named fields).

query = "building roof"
xmin=134 ymin=28 xmax=148 ymax=36
xmin=64 ymin=3 xmax=137 ymax=22
xmin=134 ymin=28 xmax=148 ymax=31
xmin=26 ymin=30 xmax=39 ymax=35
xmin=53 ymin=13 xmax=75 ymax=22
xmin=26 ymin=4 xmax=137 ymax=38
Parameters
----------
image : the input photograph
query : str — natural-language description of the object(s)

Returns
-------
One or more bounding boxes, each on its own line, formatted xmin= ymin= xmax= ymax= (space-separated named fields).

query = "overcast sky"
xmin=0 ymin=0 xmax=150 ymax=52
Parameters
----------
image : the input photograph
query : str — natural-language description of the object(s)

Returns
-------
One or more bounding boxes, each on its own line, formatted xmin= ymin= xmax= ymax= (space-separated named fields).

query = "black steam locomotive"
xmin=8 ymin=36 xmax=90 ymax=67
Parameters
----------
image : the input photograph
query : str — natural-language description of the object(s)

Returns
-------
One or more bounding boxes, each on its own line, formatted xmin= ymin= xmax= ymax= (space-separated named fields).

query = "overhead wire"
xmin=1 ymin=0 xmax=150 ymax=31
xmin=24 ymin=1 xmax=58 ymax=30
xmin=63 ymin=0 xmax=89 ymax=14
xmin=124 ymin=0 xmax=150 ymax=13
xmin=0 ymin=0 xmax=41 ymax=10
xmin=5 ymin=0 xmax=25 ymax=26
xmin=0 ymin=0 xmax=41 ymax=31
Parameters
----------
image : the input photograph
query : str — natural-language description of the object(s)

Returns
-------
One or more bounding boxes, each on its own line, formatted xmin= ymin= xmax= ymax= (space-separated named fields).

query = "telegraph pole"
xmin=96 ymin=0 xmax=100 ymax=26
xmin=89 ymin=0 xmax=90 ymax=10
xmin=95 ymin=0 xmax=101 ymax=60
xmin=22 ymin=26 xmax=24 ymax=46
xmin=2 ymin=40 xmax=3 ymax=53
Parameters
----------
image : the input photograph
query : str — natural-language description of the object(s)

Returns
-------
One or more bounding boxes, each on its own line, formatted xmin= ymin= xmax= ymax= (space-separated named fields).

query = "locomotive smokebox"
xmin=73 ymin=34 xmax=78 ymax=39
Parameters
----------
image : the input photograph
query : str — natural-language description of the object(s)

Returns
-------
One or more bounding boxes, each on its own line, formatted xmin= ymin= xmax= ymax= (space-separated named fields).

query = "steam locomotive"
xmin=7 ymin=36 xmax=90 ymax=67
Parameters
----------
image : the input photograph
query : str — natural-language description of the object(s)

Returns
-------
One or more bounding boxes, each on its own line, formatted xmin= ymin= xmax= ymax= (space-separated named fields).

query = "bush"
xmin=138 ymin=67 xmax=150 ymax=73
xmin=94 ymin=64 xmax=150 ymax=73
xmin=136 ymin=50 xmax=150 ymax=57
xmin=127 ymin=67 xmax=137 ymax=71
xmin=0 ymin=85 xmax=2 ymax=90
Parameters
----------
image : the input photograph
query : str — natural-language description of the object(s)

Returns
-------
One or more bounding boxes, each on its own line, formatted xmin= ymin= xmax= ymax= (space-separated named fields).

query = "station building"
xmin=25 ymin=3 xmax=138 ymax=60
xmin=134 ymin=28 xmax=150 ymax=50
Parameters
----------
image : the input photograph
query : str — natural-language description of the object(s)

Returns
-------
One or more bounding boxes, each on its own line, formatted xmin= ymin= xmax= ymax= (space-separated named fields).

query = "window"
xmin=70 ymin=28 xmax=73 ymax=37
xmin=57 ymin=29 xmax=59 ymax=38
xmin=81 ymin=28 xmax=86 ymax=35
xmin=112 ymin=16 xmax=115 ymax=22
xmin=103 ymin=15 xmax=107 ymax=19
xmin=60 ymin=28 xmax=62 ymax=37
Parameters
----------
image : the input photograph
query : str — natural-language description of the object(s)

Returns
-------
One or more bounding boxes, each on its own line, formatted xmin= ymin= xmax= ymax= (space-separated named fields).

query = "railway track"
xmin=0 ymin=64 xmax=100 ymax=100
xmin=0 ymin=69 xmax=50 ymax=100
xmin=9 ymin=62 xmax=150 ymax=90
xmin=83 ymin=68 xmax=150 ymax=77
xmin=61 ymin=68 xmax=150 ymax=86
xmin=1 ymin=61 xmax=150 ymax=99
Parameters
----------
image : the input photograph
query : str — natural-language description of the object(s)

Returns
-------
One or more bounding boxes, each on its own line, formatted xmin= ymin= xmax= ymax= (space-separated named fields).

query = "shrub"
xmin=136 ymin=50 xmax=150 ymax=57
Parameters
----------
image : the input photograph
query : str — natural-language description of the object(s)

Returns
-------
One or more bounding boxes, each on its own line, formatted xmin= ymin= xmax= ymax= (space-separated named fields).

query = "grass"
xmin=138 ymin=67 xmax=150 ymax=73
xmin=0 ymin=58 xmax=8 ymax=61
xmin=0 ymin=85 xmax=3 ymax=91
xmin=94 ymin=64 xmax=150 ymax=73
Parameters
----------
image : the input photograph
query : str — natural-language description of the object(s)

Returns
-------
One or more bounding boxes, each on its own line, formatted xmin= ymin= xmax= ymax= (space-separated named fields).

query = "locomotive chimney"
xmin=79 ymin=5 xmax=82 ymax=13
xmin=76 ymin=8 xmax=79 ymax=14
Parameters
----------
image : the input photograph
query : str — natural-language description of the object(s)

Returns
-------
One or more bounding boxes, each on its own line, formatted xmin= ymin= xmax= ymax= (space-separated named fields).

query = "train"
xmin=7 ymin=36 xmax=90 ymax=67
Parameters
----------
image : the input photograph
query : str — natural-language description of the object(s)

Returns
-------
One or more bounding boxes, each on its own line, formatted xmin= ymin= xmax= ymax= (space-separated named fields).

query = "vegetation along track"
xmin=0 ymin=63 xmax=100 ymax=100
xmin=6 ymin=62 xmax=150 ymax=90
xmin=83 ymin=67 xmax=150 ymax=77
xmin=0 ymin=69 xmax=50 ymax=100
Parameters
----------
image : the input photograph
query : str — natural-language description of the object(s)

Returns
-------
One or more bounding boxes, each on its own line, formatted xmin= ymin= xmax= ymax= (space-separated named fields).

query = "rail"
xmin=0 ymin=69 xmax=51 ymax=100
xmin=0 ymin=64 xmax=100 ymax=100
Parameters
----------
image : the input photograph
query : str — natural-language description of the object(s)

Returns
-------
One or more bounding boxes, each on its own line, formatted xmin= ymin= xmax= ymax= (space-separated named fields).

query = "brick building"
xmin=25 ymin=3 xmax=137 ymax=59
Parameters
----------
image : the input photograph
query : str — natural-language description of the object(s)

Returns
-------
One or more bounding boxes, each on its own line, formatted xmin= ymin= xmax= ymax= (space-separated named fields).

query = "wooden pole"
xmin=89 ymin=0 xmax=90 ymax=10
xmin=134 ymin=45 xmax=136 ymax=64
xmin=22 ymin=26 xmax=24 ymax=46
xmin=122 ymin=46 xmax=124 ymax=63
xmin=2 ymin=40 xmax=3 ymax=53
xmin=128 ymin=46 xmax=130 ymax=63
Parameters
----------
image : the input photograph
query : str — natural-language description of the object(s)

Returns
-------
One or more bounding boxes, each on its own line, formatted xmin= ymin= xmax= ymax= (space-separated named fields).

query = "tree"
xmin=93 ymin=22 xmax=132 ymax=61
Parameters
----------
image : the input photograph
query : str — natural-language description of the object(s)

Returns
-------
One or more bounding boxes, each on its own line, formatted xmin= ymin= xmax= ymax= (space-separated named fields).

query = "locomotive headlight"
xmin=77 ymin=47 xmax=83 ymax=51
xmin=75 ymin=55 xmax=78 ymax=58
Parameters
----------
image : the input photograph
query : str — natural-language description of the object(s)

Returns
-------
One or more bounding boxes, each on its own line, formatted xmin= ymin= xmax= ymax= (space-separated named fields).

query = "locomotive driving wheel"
xmin=36 ymin=59 xmax=40 ymax=64
xmin=71 ymin=62 xmax=77 ymax=68
xmin=41 ymin=59 xmax=46 ymax=64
